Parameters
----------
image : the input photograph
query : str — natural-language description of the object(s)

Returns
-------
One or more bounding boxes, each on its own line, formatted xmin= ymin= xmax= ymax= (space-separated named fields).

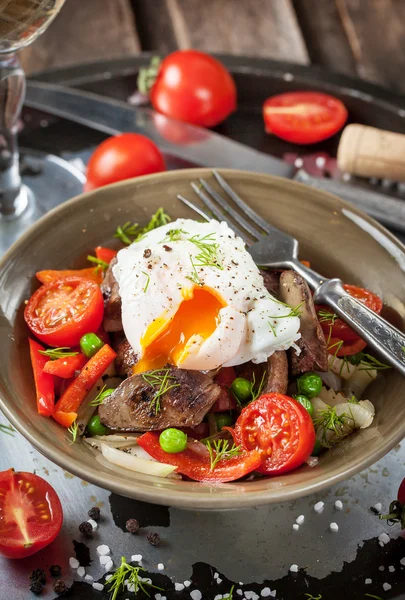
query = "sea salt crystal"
xmin=290 ymin=564 xmax=299 ymax=573
xmin=216 ymin=577 xmax=223 ymax=584
xmin=100 ymin=555 xmax=110 ymax=566
xmin=379 ymin=566 xmax=385 ymax=571
xmin=261 ymin=589 xmax=271 ymax=598
xmin=296 ymin=515 xmax=305 ymax=525
xmin=245 ymin=592 xmax=259 ymax=600
xmin=157 ymin=563 xmax=165 ymax=571
xmin=85 ymin=575 xmax=93 ymax=582
xmin=236 ymin=591 xmax=243 ymax=596
xmin=330 ymin=522 xmax=339 ymax=532
xmin=373 ymin=503 xmax=382 ymax=513
xmin=389 ymin=565 xmax=395 ymax=572
xmin=184 ymin=581 xmax=191 ymax=587
xmin=97 ymin=544 xmax=110 ymax=556
xmin=335 ymin=500 xmax=343 ymax=510
xmin=383 ymin=583 xmax=392 ymax=591
xmin=131 ymin=554 xmax=143 ymax=563
xmin=293 ymin=524 xmax=300 ymax=531
xmin=214 ymin=573 xmax=219 ymax=579
xmin=214 ymin=595 xmax=223 ymax=600
xmin=269 ymin=592 xmax=276 ymax=598
xmin=400 ymin=557 xmax=405 ymax=566
xmin=294 ymin=158 xmax=304 ymax=168
xmin=314 ymin=501 xmax=324 ymax=513
xmin=69 ymin=557 xmax=79 ymax=569
xmin=104 ymin=559 xmax=114 ymax=572
xmin=127 ymin=583 xmax=135 ymax=592
xmin=378 ymin=533 xmax=390 ymax=546
xmin=77 ymin=567 xmax=85 ymax=577
xmin=88 ymin=518 xmax=98 ymax=530
xmin=92 ymin=583 xmax=104 ymax=591
xmin=365 ymin=579 xmax=372 ymax=585
xmin=316 ymin=156 xmax=326 ymax=168
xmin=175 ymin=583 xmax=185 ymax=591
xmin=190 ymin=591 xmax=202 ymax=600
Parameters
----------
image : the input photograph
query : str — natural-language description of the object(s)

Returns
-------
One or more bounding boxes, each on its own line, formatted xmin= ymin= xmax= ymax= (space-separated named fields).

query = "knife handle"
xmin=338 ymin=124 xmax=405 ymax=182
xmin=294 ymin=169 xmax=405 ymax=233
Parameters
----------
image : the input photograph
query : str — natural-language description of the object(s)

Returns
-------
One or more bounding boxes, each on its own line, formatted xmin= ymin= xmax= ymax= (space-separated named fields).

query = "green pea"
xmin=348 ymin=352 xmax=366 ymax=366
xmin=80 ymin=333 xmax=104 ymax=358
xmin=294 ymin=394 xmax=314 ymax=418
xmin=214 ymin=413 xmax=234 ymax=430
xmin=297 ymin=372 xmax=322 ymax=399
xmin=311 ymin=439 xmax=323 ymax=457
xmin=87 ymin=415 xmax=109 ymax=436
xmin=231 ymin=377 xmax=252 ymax=404
xmin=159 ymin=428 xmax=188 ymax=453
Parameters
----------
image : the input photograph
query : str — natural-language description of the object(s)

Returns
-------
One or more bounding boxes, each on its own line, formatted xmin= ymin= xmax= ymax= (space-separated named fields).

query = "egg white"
xmin=113 ymin=218 xmax=301 ymax=371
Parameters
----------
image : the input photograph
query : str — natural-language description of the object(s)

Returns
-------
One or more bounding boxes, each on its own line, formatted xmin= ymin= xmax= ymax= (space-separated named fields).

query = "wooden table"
xmin=20 ymin=0 xmax=405 ymax=94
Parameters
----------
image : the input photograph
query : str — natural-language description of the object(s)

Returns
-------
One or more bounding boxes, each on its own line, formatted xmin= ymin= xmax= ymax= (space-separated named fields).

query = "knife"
xmin=25 ymin=80 xmax=405 ymax=233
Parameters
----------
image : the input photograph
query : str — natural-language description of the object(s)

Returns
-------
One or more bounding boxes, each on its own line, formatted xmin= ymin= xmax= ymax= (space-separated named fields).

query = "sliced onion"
xmin=327 ymin=355 xmax=357 ymax=381
xmin=318 ymin=386 xmax=349 ymax=407
xmin=92 ymin=434 xmax=140 ymax=449
xmin=315 ymin=369 xmax=342 ymax=392
xmin=343 ymin=368 xmax=377 ymax=399
xmin=99 ymin=443 xmax=177 ymax=477
xmin=335 ymin=401 xmax=374 ymax=429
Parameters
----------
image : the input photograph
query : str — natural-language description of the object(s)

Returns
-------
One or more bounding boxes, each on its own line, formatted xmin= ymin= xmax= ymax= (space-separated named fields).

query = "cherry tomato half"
xmin=316 ymin=285 xmax=383 ymax=344
xmin=328 ymin=336 xmax=368 ymax=357
xmin=24 ymin=277 xmax=104 ymax=348
xmin=84 ymin=133 xmax=166 ymax=192
xmin=263 ymin=91 xmax=348 ymax=145
xmin=149 ymin=50 xmax=237 ymax=128
xmin=0 ymin=469 xmax=63 ymax=559
xmin=234 ymin=393 xmax=315 ymax=475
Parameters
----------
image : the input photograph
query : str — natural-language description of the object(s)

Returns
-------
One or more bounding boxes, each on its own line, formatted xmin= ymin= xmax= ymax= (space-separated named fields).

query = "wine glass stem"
xmin=0 ymin=53 xmax=26 ymax=219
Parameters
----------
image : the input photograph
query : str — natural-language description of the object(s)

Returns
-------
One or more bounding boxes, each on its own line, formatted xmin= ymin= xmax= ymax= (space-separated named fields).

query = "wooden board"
xmin=20 ymin=0 xmax=140 ymax=74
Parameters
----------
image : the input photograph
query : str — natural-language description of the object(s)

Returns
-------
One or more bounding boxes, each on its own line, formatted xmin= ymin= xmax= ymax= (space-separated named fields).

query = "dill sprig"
xmin=38 ymin=347 xmax=79 ymax=360
xmin=114 ymin=208 xmax=171 ymax=245
xmin=357 ymin=353 xmax=391 ymax=372
xmin=142 ymin=368 xmax=180 ymax=415
xmin=223 ymin=585 xmax=235 ymax=600
xmin=68 ymin=420 xmax=79 ymax=444
xmin=188 ymin=232 xmax=223 ymax=270
xmin=90 ymin=385 xmax=107 ymax=407
xmin=364 ymin=595 xmax=384 ymax=600
xmin=317 ymin=309 xmax=338 ymax=344
xmin=160 ymin=228 xmax=188 ymax=243
xmin=106 ymin=556 xmax=162 ymax=600
xmin=313 ymin=406 xmax=354 ymax=448
xmin=304 ymin=594 xmax=322 ymax=600
xmin=142 ymin=271 xmax=151 ymax=293
xmin=328 ymin=338 xmax=344 ymax=361
xmin=268 ymin=301 xmax=304 ymax=320
xmin=268 ymin=320 xmax=277 ymax=337
xmin=0 ymin=424 xmax=14 ymax=436
xmin=87 ymin=255 xmax=109 ymax=271
xmin=251 ymin=371 xmax=266 ymax=402
xmin=186 ymin=255 xmax=202 ymax=287
xmin=205 ymin=439 xmax=242 ymax=470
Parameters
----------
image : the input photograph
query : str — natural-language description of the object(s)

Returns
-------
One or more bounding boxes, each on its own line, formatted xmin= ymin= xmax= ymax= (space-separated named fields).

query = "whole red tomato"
xmin=0 ymin=469 xmax=63 ymax=558
xmin=147 ymin=50 xmax=237 ymax=128
xmin=85 ymin=133 xmax=166 ymax=191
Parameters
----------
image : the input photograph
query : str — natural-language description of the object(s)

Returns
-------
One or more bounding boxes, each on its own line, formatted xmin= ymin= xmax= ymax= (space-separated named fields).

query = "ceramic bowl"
xmin=1 ymin=168 xmax=404 ymax=509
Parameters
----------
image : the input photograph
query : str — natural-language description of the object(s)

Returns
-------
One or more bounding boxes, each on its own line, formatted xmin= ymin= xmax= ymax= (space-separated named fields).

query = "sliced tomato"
xmin=316 ymin=285 xmax=383 ymax=344
xmin=234 ymin=393 xmax=315 ymax=475
xmin=28 ymin=339 xmax=55 ymax=417
xmin=328 ymin=336 xmax=368 ymax=357
xmin=24 ymin=277 xmax=104 ymax=348
xmin=36 ymin=267 xmax=103 ymax=285
xmin=211 ymin=367 xmax=237 ymax=412
xmin=43 ymin=353 xmax=87 ymax=378
xmin=138 ymin=433 xmax=261 ymax=483
xmin=263 ymin=91 xmax=348 ymax=145
xmin=95 ymin=247 xmax=117 ymax=264
xmin=0 ymin=469 xmax=63 ymax=559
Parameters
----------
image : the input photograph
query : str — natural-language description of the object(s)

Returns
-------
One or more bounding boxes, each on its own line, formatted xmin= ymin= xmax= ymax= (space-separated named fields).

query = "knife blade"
xmin=24 ymin=81 xmax=405 ymax=233
xmin=25 ymin=81 xmax=294 ymax=178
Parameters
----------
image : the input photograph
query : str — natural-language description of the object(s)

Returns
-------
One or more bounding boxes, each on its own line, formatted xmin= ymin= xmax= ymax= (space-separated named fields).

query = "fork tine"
xmin=199 ymin=179 xmax=263 ymax=240
xmin=190 ymin=182 xmax=250 ymax=242
xmin=213 ymin=170 xmax=275 ymax=235
xmin=177 ymin=194 xmax=210 ymax=221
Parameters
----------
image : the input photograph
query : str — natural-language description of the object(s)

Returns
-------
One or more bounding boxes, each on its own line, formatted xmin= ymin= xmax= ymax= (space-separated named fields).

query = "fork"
xmin=178 ymin=170 xmax=405 ymax=377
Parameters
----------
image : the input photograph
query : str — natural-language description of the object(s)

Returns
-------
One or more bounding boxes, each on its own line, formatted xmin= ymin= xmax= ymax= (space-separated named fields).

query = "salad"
xmin=24 ymin=209 xmax=388 ymax=483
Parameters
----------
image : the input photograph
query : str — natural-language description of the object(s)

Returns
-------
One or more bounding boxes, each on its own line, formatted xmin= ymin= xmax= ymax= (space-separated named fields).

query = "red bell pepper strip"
xmin=36 ymin=268 xmax=103 ymax=285
xmin=29 ymin=339 xmax=55 ymax=417
xmin=95 ymin=246 xmax=117 ymax=264
xmin=43 ymin=354 xmax=87 ymax=379
xmin=137 ymin=432 xmax=262 ymax=483
xmin=52 ymin=344 xmax=116 ymax=427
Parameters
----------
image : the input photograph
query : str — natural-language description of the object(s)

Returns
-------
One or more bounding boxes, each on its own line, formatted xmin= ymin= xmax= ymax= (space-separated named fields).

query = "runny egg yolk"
xmin=133 ymin=287 xmax=225 ymax=374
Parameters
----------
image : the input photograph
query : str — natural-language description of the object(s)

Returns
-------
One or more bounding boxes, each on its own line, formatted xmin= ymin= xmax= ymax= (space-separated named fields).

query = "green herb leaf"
xmin=115 ymin=208 xmax=171 ymax=245
xmin=142 ymin=271 xmax=151 ymax=293
xmin=38 ymin=347 xmax=79 ymax=361
xmin=90 ymin=385 xmax=106 ymax=407
xmin=107 ymin=556 xmax=162 ymax=600
xmin=186 ymin=255 xmax=203 ymax=287
xmin=114 ymin=221 xmax=139 ymax=245
xmin=357 ymin=354 xmax=391 ymax=372
xmin=205 ymin=439 xmax=242 ymax=470
xmin=160 ymin=228 xmax=188 ymax=243
xmin=0 ymin=424 xmax=14 ymax=436
xmin=188 ymin=232 xmax=223 ymax=270
xmin=313 ymin=406 xmax=354 ymax=448
xmin=68 ymin=420 xmax=79 ymax=444
xmin=268 ymin=320 xmax=277 ymax=338
xmin=317 ymin=309 xmax=338 ymax=344
xmin=305 ymin=594 xmax=322 ymax=600
xmin=364 ymin=594 xmax=384 ymax=600
xmin=142 ymin=368 xmax=180 ymax=415
xmin=268 ymin=301 xmax=304 ymax=320
xmin=87 ymin=255 xmax=109 ymax=271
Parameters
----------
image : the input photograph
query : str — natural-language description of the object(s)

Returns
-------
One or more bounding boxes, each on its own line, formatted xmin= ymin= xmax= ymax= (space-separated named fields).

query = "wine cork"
xmin=337 ymin=124 xmax=405 ymax=182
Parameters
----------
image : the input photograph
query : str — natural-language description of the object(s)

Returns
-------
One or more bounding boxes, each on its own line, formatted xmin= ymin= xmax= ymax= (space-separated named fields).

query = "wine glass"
xmin=0 ymin=0 xmax=85 ymax=254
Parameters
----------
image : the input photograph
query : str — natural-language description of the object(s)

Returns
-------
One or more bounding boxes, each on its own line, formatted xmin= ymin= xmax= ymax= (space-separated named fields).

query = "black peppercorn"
xmin=29 ymin=580 xmax=43 ymax=595
xmin=29 ymin=569 xmax=46 ymax=584
xmin=79 ymin=521 xmax=93 ymax=537
xmin=88 ymin=506 xmax=101 ymax=521
xmin=53 ymin=580 xmax=67 ymax=595
xmin=147 ymin=531 xmax=160 ymax=546
xmin=49 ymin=565 xmax=62 ymax=577
xmin=125 ymin=518 xmax=139 ymax=534
xmin=143 ymin=249 xmax=152 ymax=258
